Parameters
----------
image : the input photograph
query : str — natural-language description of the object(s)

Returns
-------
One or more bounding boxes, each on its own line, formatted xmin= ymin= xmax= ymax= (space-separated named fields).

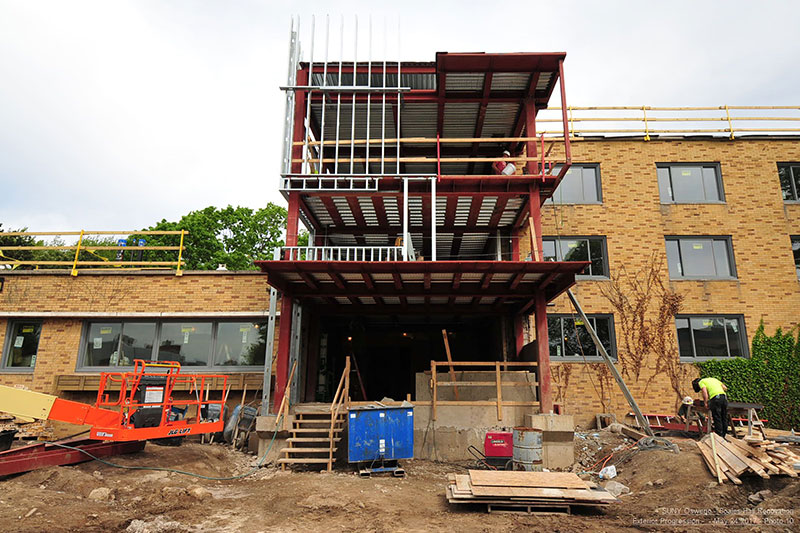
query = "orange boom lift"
xmin=0 ymin=360 xmax=228 ymax=442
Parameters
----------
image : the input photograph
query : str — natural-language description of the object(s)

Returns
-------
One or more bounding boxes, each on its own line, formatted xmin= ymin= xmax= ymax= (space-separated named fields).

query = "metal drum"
xmin=512 ymin=426 xmax=543 ymax=471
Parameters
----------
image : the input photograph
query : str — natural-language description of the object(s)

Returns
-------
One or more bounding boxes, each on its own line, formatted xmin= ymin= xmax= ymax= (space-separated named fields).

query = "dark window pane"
xmin=679 ymin=239 xmax=716 ymax=277
xmin=670 ymin=166 xmax=705 ymax=202
xmin=690 ymin=317 xmax=728 ymax=357
xmin=158 ymin=322 xmax=212 ymax=366
xmin=562 ymin=317 xmax=597 ymax=357
xmin=215 ymin=322 xmax=267 ymax=366
xmin=793 ymin=167 xmax=800 ymax=201
xmin=85 ymin=323 xmax=122 ymax=366
xmin=676 ymin=318 xmax=693 ymax=357
xmin=712 ymin=239 xmax=732 ymax=277
xmin=548 ymin=318 xmax=562 ymax=357
xmin=119 ymin=323 xmax=156 ymax=366
xmin=702 ymin=167 xmax=721 ymax=200
xmin=657 ymin=167 xmax=672 ymax=202
xmin=7 ymin=322 xmax=41 ymax=368
xmin=543 ymin=240 xmax=557 ymax=261
xmin=589 ymin=239 xmax=605 ymax=276
xmin=725 ymin=319 xmax=743 ymax=358
xmin=666 ymin=240 xmax=682 ymax=277
xmin=581 ymin=167 xmax=599 ymax=202
xmin=779 ymin=165 xmax=795 ymax=200
xmin=594 ymin=317 xmax=613 ymax=356
xmin=792 ymin=237 xmax=800 ymax=278
xmin=560 ymin=239 xmax=589 ymax=263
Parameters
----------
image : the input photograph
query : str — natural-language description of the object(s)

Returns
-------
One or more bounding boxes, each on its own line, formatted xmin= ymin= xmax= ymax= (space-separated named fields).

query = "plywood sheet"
xmin=468 ymin=470 xmax=586 ymax=489
xmin=470 ymin=485 xmax=616 ymax=502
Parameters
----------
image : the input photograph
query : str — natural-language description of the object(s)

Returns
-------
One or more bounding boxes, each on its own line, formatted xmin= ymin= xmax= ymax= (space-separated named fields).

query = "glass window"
xmin=548 ymin=315 xmax=615 ymax=360
xmin=3 ymin=321 xmax=42 ymax=368
xmin=657 ymin=164 xmax=724 ymax=203
xmin=79 ymin=319 xmax=268 ymax=369
xmin=677 ymin=315 xmax=746 ymax=359
xmin=214 ymin=322 xmax=267 ymax=366
xmin=158 ymin=322 xmax=213 ymax=366
xmin=665 ymin=237 xmax=735 ymax=279
xmin=547 ymin=164 xmax=601 ymax=204
xmin=542 ymin=236 xmax=608 ymax=277
xmin=792 ymin=236 xmax=800 ymax=278
xmin=84 ymin=322 xmax=155 ymax=367
xmin=778 ymin=164 xmax=800 ymax=201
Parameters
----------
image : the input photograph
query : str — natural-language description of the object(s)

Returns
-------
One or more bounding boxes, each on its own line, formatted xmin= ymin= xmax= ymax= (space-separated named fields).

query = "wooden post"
xmin=441 ymin=329 xmax=459 ymax=400
xmin=431 ymin=360 xmax=438 ymax=421
xmin=495 ymin=362 xmax=503 ymax=421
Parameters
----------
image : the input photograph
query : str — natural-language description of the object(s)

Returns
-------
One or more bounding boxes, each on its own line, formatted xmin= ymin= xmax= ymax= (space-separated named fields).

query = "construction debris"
xmin=697 ymin=433 xmax=800 ymax=484
xmin=445 ymin=469 xmax=618 ymax=514
xmin=0 ymin=411 xmax=54 ymax=441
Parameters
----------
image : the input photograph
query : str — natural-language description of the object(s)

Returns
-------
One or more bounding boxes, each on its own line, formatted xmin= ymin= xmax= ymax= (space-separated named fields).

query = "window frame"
xmin=1 ymin=319 xmax=43 ymax=372
xmin=657 ymin=162 xmax=725 ymax=204
xmin=665 ymin=236 xmax=737 ymax=280
xmin=547 ymin=313 xmax=617 ymax=362
xmin=778 ymin=163 xmax=800 ymax=202
xmin=542 ymin=235 xmax=610 ymax=278
xmin=77 ymin=318 xmax=269 ymax=372
xmin=791 ymin=235 xmax=800 ymax=279
xmin=546 ymin=163 xmax=603 ymax=205
xmin=676 ymin=314 xmax=748 ymax=361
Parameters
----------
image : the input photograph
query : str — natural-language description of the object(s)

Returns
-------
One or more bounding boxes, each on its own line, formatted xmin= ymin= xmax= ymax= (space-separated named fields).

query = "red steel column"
xmin=534 ymin=291 xmax=552 ymax=413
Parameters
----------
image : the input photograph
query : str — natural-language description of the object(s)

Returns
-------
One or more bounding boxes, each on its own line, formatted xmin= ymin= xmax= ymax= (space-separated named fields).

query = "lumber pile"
xmin=446 ymin=469 xmax=618 ymax=514
xmin=697 ymin=433 xmax=800 ymax=485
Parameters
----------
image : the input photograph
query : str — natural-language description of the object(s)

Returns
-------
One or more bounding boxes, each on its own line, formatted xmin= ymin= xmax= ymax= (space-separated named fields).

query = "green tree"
xmin=132 ymin=203 xmax=289 ymax=271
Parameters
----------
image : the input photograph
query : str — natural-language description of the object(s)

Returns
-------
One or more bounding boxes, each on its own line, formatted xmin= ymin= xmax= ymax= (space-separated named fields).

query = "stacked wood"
xmin=697 ymin=434 xmax=800 ymax=484
xmin=446 ymin=470 xmax=618 ymax=514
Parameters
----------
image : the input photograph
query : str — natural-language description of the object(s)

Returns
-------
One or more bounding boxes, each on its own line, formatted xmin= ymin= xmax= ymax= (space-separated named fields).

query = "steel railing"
xmin=279 ymin=245 xmax=405 ymax=262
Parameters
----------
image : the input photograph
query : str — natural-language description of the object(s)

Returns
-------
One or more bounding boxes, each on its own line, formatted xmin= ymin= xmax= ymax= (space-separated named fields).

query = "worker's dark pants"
xmin=709 ymin=394 xmax=728 ymax=438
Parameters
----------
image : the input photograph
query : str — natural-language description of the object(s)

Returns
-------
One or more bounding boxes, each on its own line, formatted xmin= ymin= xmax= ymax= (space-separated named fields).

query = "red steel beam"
xmin=0 ymin=438 xmax=145 ymax=477
xmin=534 ymin=292 xmax=552 ymax=412
xmin=371 ymin=196 xmax=390 ymax=227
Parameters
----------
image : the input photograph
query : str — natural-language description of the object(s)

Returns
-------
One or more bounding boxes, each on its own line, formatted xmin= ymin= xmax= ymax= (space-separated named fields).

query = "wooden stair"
xmin=277 ymin=356 xmax=352 ymax=472
xmin=277 ymin=409 xmax=346 ymax=470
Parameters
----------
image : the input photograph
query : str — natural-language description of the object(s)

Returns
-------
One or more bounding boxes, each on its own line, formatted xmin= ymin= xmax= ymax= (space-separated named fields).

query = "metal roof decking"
xmin=255 ymin=260 xmax=587 ymax=313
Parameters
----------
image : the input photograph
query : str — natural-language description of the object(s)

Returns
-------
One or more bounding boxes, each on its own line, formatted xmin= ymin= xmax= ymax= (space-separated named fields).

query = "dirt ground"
xmin=1 ymin=432 xmax=798 ymax=533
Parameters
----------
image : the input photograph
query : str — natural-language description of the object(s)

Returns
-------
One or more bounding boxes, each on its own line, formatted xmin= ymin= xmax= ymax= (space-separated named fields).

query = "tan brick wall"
xmin=522 ymin=138 xmax=800 ymax=427
xmin=0 ymin=272 xmax=275 ymax=393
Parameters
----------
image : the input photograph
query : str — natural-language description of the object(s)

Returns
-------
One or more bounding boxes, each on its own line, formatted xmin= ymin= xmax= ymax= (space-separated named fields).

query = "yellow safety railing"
xmin=536 ymin=105 xmax=800 ymax=140
xmin=0 ymin=230 xmax=188 ymax=276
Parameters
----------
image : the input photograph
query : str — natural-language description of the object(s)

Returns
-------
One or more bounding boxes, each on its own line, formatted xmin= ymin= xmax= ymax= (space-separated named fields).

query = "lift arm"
xmin=0 ymin=385 xmax=119 ymax=428
xmin=566 ymin=289 xmax=654 ymax=437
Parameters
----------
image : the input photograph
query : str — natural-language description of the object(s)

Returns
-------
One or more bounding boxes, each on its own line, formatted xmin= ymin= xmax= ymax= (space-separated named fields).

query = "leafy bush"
xmin=696 ymin=322 xmax=800 ymax=430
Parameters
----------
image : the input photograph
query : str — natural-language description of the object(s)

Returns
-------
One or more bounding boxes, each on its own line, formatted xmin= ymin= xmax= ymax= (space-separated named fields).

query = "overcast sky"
xmin=2 ymin=0 xmax=799 ymax=233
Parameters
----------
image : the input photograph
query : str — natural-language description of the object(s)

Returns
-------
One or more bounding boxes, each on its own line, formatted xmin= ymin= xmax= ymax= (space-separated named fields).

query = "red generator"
xmin=483 ymin=431 xmax=513 ymax=469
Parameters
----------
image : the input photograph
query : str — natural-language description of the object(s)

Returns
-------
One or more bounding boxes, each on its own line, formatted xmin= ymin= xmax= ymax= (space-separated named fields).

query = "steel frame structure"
xmin=261 ymin=17 xmax=576 ymax=416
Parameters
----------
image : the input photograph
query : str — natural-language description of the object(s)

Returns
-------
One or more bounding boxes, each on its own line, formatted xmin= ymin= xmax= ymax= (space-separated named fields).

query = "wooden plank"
xmin=437 ymin=381 xmax=536 ymax=387
xmin=724 ymin=471 xmax=743 ymax=485
xmin=697 ymin=440 xmax=726 ymax=484
xmin=470 ymin=485 xmax=616 ymax=502
xmin=441 ymin=330 xmax=459 ymax=400
xmin=468 ymin=470 xmax=587 ymax=490
xmin=716 ymin=436 xmax=769 ymax=478
xmin=495 ymin=362 xmax=503 ymax=421
xmin=455 ymin=474 xmax=472 ymax=494
xmin=711 ymin=434 xmax=749 ymax=475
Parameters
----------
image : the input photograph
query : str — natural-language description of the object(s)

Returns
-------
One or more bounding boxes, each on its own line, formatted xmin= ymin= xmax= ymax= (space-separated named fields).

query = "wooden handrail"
xmin=274 ymin=360 xmax=297 ymax=431
xmin=328 ymin=356 xmax=351 ymax=472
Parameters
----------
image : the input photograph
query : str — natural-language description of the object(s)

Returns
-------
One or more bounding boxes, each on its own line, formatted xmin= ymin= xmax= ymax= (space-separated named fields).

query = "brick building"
xmin=2 ymin=137 xmax=798 ymax=430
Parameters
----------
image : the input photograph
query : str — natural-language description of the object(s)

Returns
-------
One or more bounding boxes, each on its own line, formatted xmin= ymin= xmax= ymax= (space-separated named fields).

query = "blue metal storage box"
xmin=347 ymin=405 xmax=414 ymax=463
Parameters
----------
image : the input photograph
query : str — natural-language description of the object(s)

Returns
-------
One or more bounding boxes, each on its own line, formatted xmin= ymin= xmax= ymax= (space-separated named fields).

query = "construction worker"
xmin=692 ymin=377 xmax=728 ymax=437
xmin=492 ymin=150 xmax=517 ymax=175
